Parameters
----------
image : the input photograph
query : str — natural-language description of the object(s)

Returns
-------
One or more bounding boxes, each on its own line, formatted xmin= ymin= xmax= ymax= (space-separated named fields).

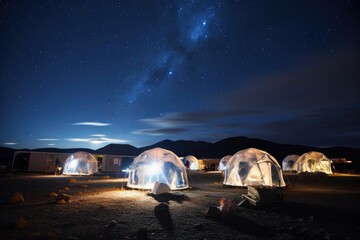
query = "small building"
xmin=12 ymin=151 xmax=70 ymax=173
xmin=94 ymin=154 xmax=134 ymax=173
xmin=12 ymin=151 xmax=134 ymax=174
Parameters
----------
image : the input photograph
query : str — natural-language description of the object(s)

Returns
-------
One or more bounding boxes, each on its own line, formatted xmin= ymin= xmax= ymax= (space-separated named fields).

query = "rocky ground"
xmin=0 ymin=171 xmax=360 ymax=240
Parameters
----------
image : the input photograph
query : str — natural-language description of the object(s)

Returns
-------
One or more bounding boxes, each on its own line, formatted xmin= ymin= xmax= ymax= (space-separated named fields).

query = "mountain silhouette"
xmin=1 ymin=136 xmax=359 ymax=171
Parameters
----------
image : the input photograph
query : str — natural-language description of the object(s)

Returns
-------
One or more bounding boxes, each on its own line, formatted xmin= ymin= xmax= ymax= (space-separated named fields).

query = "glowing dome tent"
xmin=218 ymin=155 xmax=232 ymax=171
xmin=282 ymin=154 xmax=299 ymax=171
xmin=62 ymin=151 xmax=98 ymax=175
xmin=127 ymin=148 xmax=189 ymax=190
xmin=292 ymin=151 xmax=333 ymax=174
xmin=184 ymin=155 xmax=199 ymax=170
xmin=223 ymin=148 xmax=286 ymax=187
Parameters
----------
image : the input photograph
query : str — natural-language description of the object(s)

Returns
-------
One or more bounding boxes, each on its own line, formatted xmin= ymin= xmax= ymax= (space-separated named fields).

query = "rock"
xmin=68 ymin=178 xmax=77 ymax=183
xmin=15 ymin=217 xmax=27 ymax=228
xmin=194 ymin=223 xmax=204 ymax=231
xmin=154 ymin=202 xmax=169 ymax=213
xmin=49 ymin=192 xmax=58 ymax=197
xmin=8 ymin=192 xmax=24 ymax=204
xmin=56 ymin=193 xmax=71 ymax=202
xmin=56 ymin=199 xmax=66 ymax=204
xmin=205 ymin=206 xmax=221 ymax=219
xmin=106 ymin=220 xmax=117 ymax=230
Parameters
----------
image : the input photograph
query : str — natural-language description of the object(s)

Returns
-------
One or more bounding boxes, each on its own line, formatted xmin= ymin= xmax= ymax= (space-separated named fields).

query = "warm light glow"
xmin=69 ymin=159 xmax=78 ymax=169
xmin=62 ymin=152 xmax=98 ymax=175
xmin=218 ymin=162 xmax=226 ymax=171
xmin=147 ymin=163 xmax=161 ymax=175
xmin=190 ymin=162 xmax=198 ymax=170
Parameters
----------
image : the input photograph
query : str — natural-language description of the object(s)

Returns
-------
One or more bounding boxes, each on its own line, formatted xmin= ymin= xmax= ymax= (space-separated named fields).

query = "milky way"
xmin=1 ymin=1 xmax=359 ymax=149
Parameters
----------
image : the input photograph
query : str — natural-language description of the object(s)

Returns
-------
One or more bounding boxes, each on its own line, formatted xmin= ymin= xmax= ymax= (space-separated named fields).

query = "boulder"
xmin=49 ymin=192 xmax=58 ymax=197
xmin=15 ymin=217 xmax=27 ymax=228
xmin=56 ymin=193 xmax=70 ymax=202
xmin=8 ymin=192 xmax=24 ymax=204
xmin=205 ymin=206 xmax=221 ymax=219
xmin=68 ymin=178 xmax=77 ymax=183
xmin=56 ymin=199 xmax=66 ymax=204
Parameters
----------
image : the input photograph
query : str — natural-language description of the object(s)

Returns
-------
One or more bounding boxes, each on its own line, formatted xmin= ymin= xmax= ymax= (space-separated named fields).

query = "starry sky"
xmin=1 ymin=0 xmax=359 ymax=149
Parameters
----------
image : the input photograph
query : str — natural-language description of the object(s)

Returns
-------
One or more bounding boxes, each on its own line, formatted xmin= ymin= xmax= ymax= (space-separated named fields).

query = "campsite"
xmin=1 ymin=145 xmax=360 ymax=239
xmin=1 ymin=168 xmax=360 ymax=239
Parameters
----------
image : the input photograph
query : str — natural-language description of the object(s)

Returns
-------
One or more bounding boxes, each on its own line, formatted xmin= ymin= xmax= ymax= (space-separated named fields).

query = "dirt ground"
xmin=0 ymin=171 xmax=360 ymax=240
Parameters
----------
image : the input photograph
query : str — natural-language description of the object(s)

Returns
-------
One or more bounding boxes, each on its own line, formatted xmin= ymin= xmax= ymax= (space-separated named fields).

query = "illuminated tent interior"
xmin=282 ymin=154 xmax=299 ymax=171
xmin=127 ymin=147 xmax=189 ymax=190
xmin=292 ymin=151 xmax=333 ymax=174
xmin=62 ymin=151 xmax=98 ymax=175
xmin=218 ymin=155 xmax=232 ymax=171
xmin=223 ymin=148 xmax=286 ymax=187
xmin=184 ymin=155 xmax=199 ymax=170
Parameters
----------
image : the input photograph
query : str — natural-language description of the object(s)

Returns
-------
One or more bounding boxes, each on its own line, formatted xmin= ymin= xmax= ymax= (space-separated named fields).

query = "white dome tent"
xmin=292 ymin=151 xmax=333 ymax=174
xmin=184 ymin=155 xmax=199 ymax=170
xmin=218 ymin=155 xmax=232 ymax=171
xmin=223 ymin=148 xmax=286 ymax=187
xmin=62 ymin=151 xmax=98 ymax=175
xmin=282 ymin=154 xmax=299 ymax=171
xmin=127 ymin=148 xmax=189 ymax=190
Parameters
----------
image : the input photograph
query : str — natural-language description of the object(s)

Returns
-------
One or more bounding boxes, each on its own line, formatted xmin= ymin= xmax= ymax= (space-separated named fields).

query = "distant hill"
xmin=139 ymin=139 xmax=212 ymax=157
xmin=32 ymin=148 xmax=96 ymax=154
xmin=1 ymin=136 xmax=359 ymax=171
xmin=95 ymin=144 xmax=139 ymax=156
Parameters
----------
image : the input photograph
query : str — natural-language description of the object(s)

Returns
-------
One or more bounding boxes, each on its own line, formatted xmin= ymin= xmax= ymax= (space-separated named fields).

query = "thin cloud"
xmin=65 ymin=137 xmax=128 ymax=144
xmin=4 ymin=142 xmax=17 ymax=145
xmin=135 ymin=111 xmax=255 ymax=137
xmin=38 ymin=138 xmax=60 ymax=141
xmin=132 ymin=128 xmax=186 ymax=136
xmin=72 ymin=122 xmax=112 ymax=127
xmin=140 ymin=111 xmax=250 ymax=128
xmin=90 ymin=134 xmax=106 ymax=137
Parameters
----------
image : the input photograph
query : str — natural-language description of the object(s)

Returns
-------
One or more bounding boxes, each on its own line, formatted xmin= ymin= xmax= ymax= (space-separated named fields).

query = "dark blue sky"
xmin=1 ymin=0 xmax=359 ymax=149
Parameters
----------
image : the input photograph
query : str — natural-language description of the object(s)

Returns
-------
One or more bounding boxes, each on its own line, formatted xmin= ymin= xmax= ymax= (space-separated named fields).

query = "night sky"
xmin=1 ymin=1 xmax=359 ymax=149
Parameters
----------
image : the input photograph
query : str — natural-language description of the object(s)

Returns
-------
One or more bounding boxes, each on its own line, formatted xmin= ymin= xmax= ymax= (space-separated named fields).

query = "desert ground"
xmin=1 ymin=171 xmax=360 ymax=240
